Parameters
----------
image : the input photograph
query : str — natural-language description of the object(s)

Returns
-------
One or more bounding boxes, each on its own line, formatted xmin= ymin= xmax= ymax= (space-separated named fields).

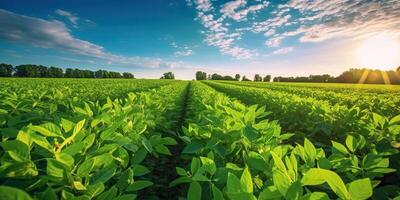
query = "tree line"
xmin=0 ymin=63 xmax=135 ymax=78
xmin=196 ymin=71 xmax=272 ymax=82
xmin=196 ymin=71 xmax=271 ymax=82
xmin=196 ymin=66 xmax=400 ymax=84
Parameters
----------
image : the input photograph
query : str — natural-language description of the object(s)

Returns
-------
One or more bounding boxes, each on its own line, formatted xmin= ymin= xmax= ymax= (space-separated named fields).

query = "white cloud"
xmin=254 ymin=0 xmax=400 ymax=47
xmin=191 ymin=0 xmax=257 ymax=59
xmin=55 ymin=9 xmax=79 ymax=25
xmin=171 ymin=43 xmax=194 ymax=57
xmin=220 ymin=0 xmax=269 ymax=21
xmin=271 ymin=47 xmax=294 ymax=55
xmin=0 ymin=9 xmax=190 ymax=69
xmin=265 ymin=36 xmax=283 ymax=47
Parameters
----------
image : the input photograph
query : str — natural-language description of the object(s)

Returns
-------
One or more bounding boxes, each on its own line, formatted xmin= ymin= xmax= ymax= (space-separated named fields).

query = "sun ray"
xmin=381 ymin=71 xmax=391 ymax=85
xmin=357 ymin=69 xmax=369 ymax=84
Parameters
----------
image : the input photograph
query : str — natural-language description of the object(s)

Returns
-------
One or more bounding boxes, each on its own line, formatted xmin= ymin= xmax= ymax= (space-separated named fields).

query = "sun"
xmin=355 ymin=33 xmax=400 ymax=70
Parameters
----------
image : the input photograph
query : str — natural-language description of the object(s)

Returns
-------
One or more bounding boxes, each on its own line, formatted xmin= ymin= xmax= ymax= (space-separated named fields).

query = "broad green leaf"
xmin=212 ymin=184 xmax=224 ymax=200
xmin=0 ymin=161 xmax=38 ymax=178
xmin=188 ymin=181 xmax=201 ymax=200
xmin=240 ymin=167 xmax=253 ymax=193
xmin=1 ymin=140 xmax=30 ymax=162
xmin=200 ymin=156 xmax=216 ymax=175
xmin=96 ymin=186 xmax=117 ymax=200
xmin=286 ymin=181 xmax=302 ymax=200
xmin=126 ymin=180 xmax=153 ymax=192
xmin=301 ymin=168 xmax=349 ymax=199
xmin=169 ymin=177 xmax=192 ymax=187
xmin=42 ymin=187 xmax=57 ymax=200
xmin=0 ymin=186 xmax=32 ymax=200
xmin=304 ymin=138 xmax=316 ymax=162
xmin=259 ymin=186 xmax=282 ymax=200
xmin=29 ymin=124 xmax=61 ymax=137
xmin=227 ymin=173 xmax=242 ymax=192
xmin=141 ymin=137 xmax=153 ymax=153
xmin=77 ymin=159 xmax=94 ymax=177
xmin=332 ymin=141 xmax=349 ymax=155
xmin=301 ymin=192 xmax=329 ymax=200
xmin=85 ymin=183 xmax=105 ymax=198
xmin=132 ymin=147 xmax=148 ymax=164
xmin=348 ymin=178 xmax=372 ymax=200
xmin=73 ymin=181 xmax=86 ymax=190
xmin=132 ymin=165 xmax=150 ymax=176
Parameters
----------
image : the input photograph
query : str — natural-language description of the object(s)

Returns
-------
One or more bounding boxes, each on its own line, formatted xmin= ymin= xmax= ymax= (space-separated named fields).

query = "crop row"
xmin=217 ymin=81 xmax=400 ymax=117
xmin=205 ymin=81 xmax=400 ymax=147
xmin=0 ymin=78 xmax=174 ymax=103
xmin=171 ymin=81 xmax=399 ymax=199
xmin=0 ymin=81 xmax=188 ymax=199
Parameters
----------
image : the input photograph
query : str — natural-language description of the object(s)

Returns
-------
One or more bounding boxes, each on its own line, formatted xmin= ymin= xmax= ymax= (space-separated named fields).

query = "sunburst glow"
xmin=356 ymin=34 xmax=400 ymax=70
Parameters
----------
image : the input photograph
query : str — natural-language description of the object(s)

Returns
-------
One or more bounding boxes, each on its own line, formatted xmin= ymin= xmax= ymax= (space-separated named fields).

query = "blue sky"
xmin=0 ymin=0 xmax=399 ymax=79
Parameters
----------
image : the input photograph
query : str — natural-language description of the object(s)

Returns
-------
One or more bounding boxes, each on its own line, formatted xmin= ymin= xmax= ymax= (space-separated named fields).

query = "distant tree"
xmin=254 ymin=74 xmax=262 ymax=82
xmin=195 ymin=71 xmax=207 ymax=80
xmin=161 ymin=72 xmax=175 ymax=79
xmin=397 ymin=66 xmax=400 ymax=72
xmin=0 ymin=63 xmax=13 ymax=77
xmin=263 ymin=75 xmax=271 ymax=82
xmin=15 ymin=65 xmax=40 ymax=77
xmin=48 ymin=66 xmax=63 ymax=78
xmin=123 ymin=72 xmax=135 ymax=78
xmin=242 ymin=76 xmax=251 ymax=81
xmin=222 ymin=75 xmax=235 ymax=80
xmin=211 ymin=73 xmax=223 ymax=80
xmin=235 ymin=74 xmax=240 ymax=81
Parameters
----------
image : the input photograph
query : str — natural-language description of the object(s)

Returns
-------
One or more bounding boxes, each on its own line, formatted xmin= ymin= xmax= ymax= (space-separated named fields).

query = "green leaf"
xmin=0 ymin=161 xmax=38 ymax=178
xmin=47 ymin=159 xmax=67 ymax=179
xmin=331 ymin=141 xmax=349 ymax=155
xmin=0 ymin=186 xmax=32 ymax=200
xmin=155 ymin=144 xmax=171 ymax=155
xmin=183 ymin=141 xmax=203 ymax=154
xmin=77 ymin=159 xmax=94 ymax=177
xmin=29 ymin=124 xmax=61 ymax=137
xmin=141 ymin=137 xmax=153 ymax=153
xmin=212 ymin=184 xmax=224 ymax=200
xmin=348 ymin=178 xmax=372 ymax=200
xmin=190 ymin=157 xmax=200 ymax=174
xmin=200 ymin=156 xmax=216 ymax=175
xmin=132 ymin=147 xmax=148 ymax=164
xmin=304 ymin=138 xmax=316 ymax=162
xmin=227 ymin=173 xmax=242 ymax=192
xmin=73 ymin=181 xmax=86 ymax=191
xmin=85 ymin=182 xmax=105 ymax=198
xmin=301 ymin=168 xmax=349 ymax=199
xmin=389 ymin=114 xmax=400 ymax=125
xmin=188 ymin=181 xmax=201 ymax=200
xmin=259 ymin=186 xmax=282 ymax=200
xmin=240 ymin=167 xmax=253 ymax=193
xmin=42 ymin=187 xmax=57 ymax=200
xmin=1 ymin=140 xmax=30 ymax=162
xmin=126 ymin=181 xmax=153 ymax=192
xmin=96 ymin=186 xmax=117 ymax=200
xmin=286 ymin=181 xmax=302 ymax=200
xmin=301 ymin=192 xmax=329 ymax=200
xmin=132 ymin=165 xmax=150 ymax=176
xmin=176 ymin=167 xmax=187 ymax=176
xmin=113 ymin=194 xmax=137 ymax=200
xmin=169 ymin=177 xmax=192 ymax=187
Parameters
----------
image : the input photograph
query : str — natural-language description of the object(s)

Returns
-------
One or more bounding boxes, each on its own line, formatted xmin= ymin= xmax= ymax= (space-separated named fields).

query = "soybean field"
xmin=0 ymin=78 xmax=399 ymax=200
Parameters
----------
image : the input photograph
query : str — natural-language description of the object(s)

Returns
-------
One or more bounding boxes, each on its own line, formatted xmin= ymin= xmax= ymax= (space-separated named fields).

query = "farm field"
xmin=0 ymin=78 xmax=399 ymax=200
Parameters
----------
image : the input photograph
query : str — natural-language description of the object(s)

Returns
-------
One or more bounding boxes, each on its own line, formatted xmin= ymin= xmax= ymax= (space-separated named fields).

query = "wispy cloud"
xmin=0 ymin=9 xmax=190 ymax=69
xmin=171 ymin=42 xmax=194 ymax=57
xmin=220 ymin=0 xmax=269 ymax=22
xmin=189 ymin=0 xmax=258 ymax=59
xmin=256 ymin=0 xmax=400 ymax=46
xmin=271 ymin=47 xmax=294 ymax=55
xmin=55 ymin=9 xmax=79 ymax=25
